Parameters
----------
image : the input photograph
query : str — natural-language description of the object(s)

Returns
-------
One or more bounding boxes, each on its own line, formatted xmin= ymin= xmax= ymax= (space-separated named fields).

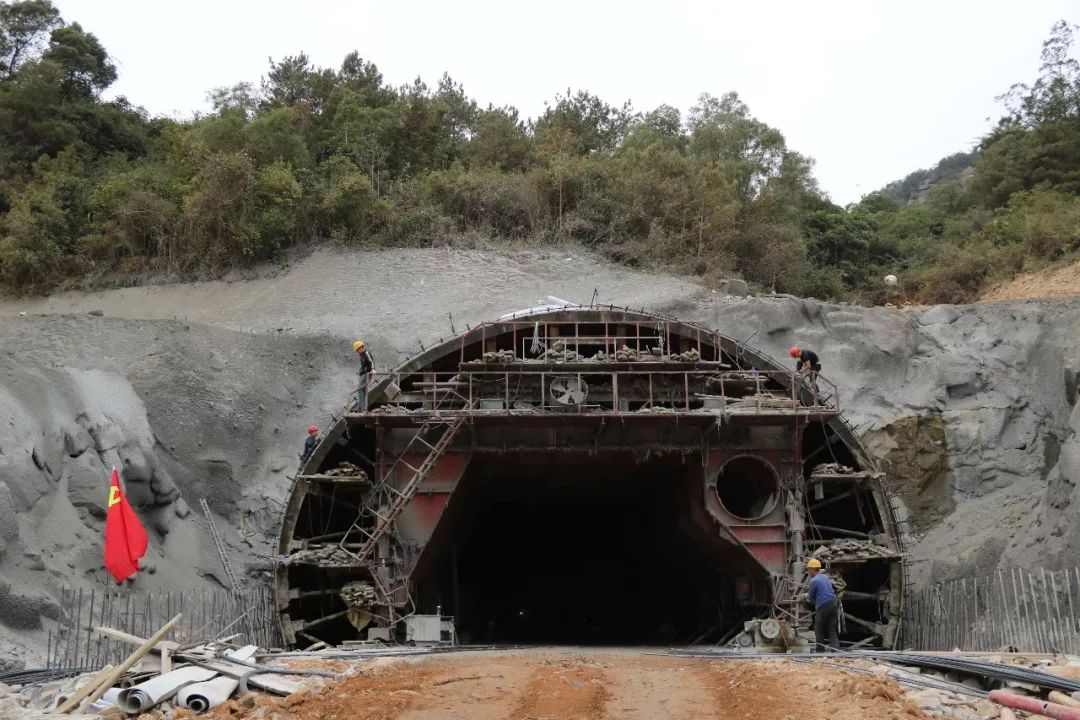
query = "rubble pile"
xmin=812 ymin=539 xmax=899 ymax=561
xmin=811 ymin=463 xmax=857 ymax=476
xmin=478 ymin=349 xmax=516 ymax=364
xmin=281 ymin=545 xmax=356 ymax=566
xmin=339 ymin=581 xmax=377 ymax=632
xmin=339 ymin=581 xmax=376 ymax=609
xmin=321 ymin=463 xmax=367 ymax=479
xmin=369 ymin=405 xmax=415 ymax=415
xmin=669 ymin=347 xmax=701 ymax=362
xmin=537 ymin=341 xmax=582 ymax=363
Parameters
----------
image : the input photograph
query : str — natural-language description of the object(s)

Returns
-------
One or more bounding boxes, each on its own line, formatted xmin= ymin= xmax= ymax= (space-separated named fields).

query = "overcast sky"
xmin=53 ymin=0 xmax=1075 ymax=205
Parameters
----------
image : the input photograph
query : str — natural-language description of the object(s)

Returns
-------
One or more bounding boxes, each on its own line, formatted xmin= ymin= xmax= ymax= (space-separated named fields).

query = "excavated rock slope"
xmin=1 ymin=247 xmax=1078 ymax=663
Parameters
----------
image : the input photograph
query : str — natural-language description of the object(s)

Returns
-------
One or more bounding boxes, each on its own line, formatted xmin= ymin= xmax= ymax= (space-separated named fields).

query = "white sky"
xmin=54 ymin=0 xmax=1076 ymax=205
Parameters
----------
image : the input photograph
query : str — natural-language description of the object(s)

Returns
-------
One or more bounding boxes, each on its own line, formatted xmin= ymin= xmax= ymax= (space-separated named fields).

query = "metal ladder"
xmin=200 ymin=497 xmax=242 ymax=593
xmin=343 ymin=397 xmax=473 ymax=565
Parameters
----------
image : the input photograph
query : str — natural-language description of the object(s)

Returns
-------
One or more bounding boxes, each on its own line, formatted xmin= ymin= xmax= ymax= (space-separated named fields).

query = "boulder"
xmin=717 ymin=278 xmax=749 ymax=297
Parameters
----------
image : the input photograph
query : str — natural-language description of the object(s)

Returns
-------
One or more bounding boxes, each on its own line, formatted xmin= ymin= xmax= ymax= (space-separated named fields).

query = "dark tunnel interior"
xmin=411 ymin=453 xmax=763 ymax=645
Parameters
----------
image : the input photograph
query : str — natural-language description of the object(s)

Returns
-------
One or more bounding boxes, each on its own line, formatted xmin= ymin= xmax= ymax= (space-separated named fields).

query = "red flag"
xmin=104 ymin=467 xmax=149 ymax=583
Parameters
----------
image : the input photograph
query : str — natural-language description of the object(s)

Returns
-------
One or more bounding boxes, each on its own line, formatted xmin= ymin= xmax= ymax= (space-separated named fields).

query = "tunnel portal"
xmin=276 ymin=307 xmax=904 ymax=650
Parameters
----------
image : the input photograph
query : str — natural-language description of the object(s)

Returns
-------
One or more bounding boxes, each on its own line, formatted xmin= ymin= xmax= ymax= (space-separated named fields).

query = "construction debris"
xmin=462 ymin=343 xmax=709 ymax=365
xmin=1 ymin=613 xmax=343 ymax=719
xmin=282 ymin=545 xmax=356 ymax=566
xmin=339 ymin=581 xmax=377 ymax=631
xmin=670 ymin=347 xmax=701 ymax=362
xmin=812 ymin=539 xmax=899 ymax=562
xmin=812 ymin=462 xmax=857 ymax=476
xmin=322 ymin=462 xmax=367 ymax=479
xmin=538 ymin=340 xmax=583 ymax=363
xmin=478 ymin=349 xmax=516 ymax=363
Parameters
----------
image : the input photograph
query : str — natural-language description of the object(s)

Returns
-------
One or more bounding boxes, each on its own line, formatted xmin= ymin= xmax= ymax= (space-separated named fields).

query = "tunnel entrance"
xmin=412 ymin=453 xmax=763 ymax=646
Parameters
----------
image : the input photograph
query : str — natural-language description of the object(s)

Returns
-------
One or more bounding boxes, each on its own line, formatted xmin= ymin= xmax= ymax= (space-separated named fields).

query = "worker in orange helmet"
xmin=299 ymin=425 xmax=319 ymax=464
xmin=353 ymin=340 xmax=374 ymax=411
xmin=790 ymin=346 xmax=821 ymax=394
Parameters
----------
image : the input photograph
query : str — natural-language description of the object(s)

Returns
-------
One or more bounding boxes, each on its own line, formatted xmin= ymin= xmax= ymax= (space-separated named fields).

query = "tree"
xmin=467 ymin=106 xmax=531 ymax=172
xmin=534 ymin=125 xmax=578 ymax=236
xmin=207 ymin=82 xmax=260 ymax=118
xmin=0 ymin=0 xmax=61 ymax=78
xmin=533 ymin=90 xmax=636 ymax=155
xmin=261 ymin=53 xmax=315 ymax=109
xmin=999 ymin=20 xmax=1080 ymax=128
xmin=688 ymin=92 xmax=787 ymax=208
xmin=43 ymin=22 xmax=116 ymax=96
xmin=622 ymin=105 xmax=684 ymax=153
xmin=245 ymin=106 xmax=310 ymax=167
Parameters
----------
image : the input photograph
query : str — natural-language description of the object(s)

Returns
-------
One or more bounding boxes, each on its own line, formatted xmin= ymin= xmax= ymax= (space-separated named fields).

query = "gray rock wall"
xmin=0 ymin=315 xmax=356 ymax=665
xmin=687 ymin=296 xmax=1080 ymax=585
xmin=1 ymin=271 xmax=1079 ymax=662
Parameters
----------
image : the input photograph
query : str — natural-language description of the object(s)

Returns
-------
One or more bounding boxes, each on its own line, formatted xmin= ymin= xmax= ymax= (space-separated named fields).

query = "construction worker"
xmin=789 ymin=346 xmax=821 ymax=393
xmin=354 ymin=340 xmax=373 ymax=411
xmin=299 ymin=425 xmax=319 ymax=463
xmin=806 ymin=558 xmax=839 ymax=652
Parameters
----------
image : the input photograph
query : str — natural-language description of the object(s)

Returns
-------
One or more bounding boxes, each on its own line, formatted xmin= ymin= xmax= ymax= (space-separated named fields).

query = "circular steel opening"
xmin=716 ymin=455 xmax=779 ymax=520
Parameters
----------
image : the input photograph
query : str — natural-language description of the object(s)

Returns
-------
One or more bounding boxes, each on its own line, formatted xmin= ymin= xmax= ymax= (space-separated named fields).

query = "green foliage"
xmin=0 ymin=0 xmax=60 ymax=78
xmin=0 ymin=3 xmax=1078 ymax=307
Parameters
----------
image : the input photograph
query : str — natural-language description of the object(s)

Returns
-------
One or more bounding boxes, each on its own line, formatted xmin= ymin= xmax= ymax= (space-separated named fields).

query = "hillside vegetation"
xmin=0 ymin=2 xmax=1078 ymax=304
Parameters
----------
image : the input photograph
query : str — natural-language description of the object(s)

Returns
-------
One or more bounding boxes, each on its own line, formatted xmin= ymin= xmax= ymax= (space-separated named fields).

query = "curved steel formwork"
xmin=276 ymin=306 xmax=904 ymax=649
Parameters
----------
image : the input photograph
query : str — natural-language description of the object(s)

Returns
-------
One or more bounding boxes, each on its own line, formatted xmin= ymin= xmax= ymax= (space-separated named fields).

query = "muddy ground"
xmin=201 ymin=649 xmax=947 ymax=720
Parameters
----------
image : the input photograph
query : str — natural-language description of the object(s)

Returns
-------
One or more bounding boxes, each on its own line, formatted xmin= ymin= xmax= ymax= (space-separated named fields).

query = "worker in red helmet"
xmin=790 ymin=346 xmax=821 ymax=394
xmin=299 ymin=425 xmax=319 ymax=464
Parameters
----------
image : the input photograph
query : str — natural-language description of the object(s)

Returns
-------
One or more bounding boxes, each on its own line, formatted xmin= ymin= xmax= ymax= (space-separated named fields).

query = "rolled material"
xmin=177 ymin=676 xmax=239 ymax=713
xmin=116 ymin=666 xmax=217 ymax=714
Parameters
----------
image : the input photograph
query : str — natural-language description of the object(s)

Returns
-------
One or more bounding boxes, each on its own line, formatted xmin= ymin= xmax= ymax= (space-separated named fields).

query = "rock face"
xmin=694 ymin=295 xmax=1080 ymax=585
xmin=0 ymin=248 xmax=1078 ymax=658
xmin=0 ymin=314 xmax=357 ymax=665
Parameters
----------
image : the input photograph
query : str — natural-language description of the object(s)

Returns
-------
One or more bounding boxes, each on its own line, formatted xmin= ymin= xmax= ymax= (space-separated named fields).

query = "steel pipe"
xmin=989 ymin=690 xmax=1080 ymax=720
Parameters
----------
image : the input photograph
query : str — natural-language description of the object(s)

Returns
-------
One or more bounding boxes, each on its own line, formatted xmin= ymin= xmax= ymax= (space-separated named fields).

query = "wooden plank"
xmin=59 ymin=613 xmax=182 ymax=713
xmin=92 ymin=626 xmax=179 ymax=654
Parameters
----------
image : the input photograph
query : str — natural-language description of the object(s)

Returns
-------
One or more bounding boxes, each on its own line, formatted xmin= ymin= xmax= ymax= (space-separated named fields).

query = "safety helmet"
xmin=789 ymin=346 xmax=800 ymax=358
xmin=806 ymin=558 xmax=822 ymax=570
xmin=307 ymin=425 xmax=318 ymax=434
xmin=353 ymin=340 xmax=365 ymax=351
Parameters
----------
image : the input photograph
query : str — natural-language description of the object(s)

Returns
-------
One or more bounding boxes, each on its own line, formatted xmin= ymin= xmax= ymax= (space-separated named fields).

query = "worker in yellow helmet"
xmin=353 ymin=340 xmax=373 ymax=411
xmin=806 ymin=557 xmax=839 ymax=652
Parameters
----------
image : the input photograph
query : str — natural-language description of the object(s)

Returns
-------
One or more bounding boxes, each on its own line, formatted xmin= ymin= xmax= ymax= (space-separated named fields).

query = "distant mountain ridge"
xmin=877 ymin=151 xmax=977 ymax=207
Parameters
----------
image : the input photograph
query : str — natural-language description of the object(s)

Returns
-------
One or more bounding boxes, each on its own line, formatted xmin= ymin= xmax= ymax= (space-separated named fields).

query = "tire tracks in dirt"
xmin=510 ymin=655 xmax=612 ymax=719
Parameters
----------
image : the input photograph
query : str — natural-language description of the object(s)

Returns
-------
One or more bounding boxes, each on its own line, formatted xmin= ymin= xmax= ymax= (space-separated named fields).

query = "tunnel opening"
xmin=411 ymin=452 xmax=762 ymax=646
xmin=716 ymin=455 xmax=778 ymax=520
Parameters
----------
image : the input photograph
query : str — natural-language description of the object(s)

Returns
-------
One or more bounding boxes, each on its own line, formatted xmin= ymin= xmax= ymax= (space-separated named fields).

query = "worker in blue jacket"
xmin=806 ymin=557 xmax=839 ymax=652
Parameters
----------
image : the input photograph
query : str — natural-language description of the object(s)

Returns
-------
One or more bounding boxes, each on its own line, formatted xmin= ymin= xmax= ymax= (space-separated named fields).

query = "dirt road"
xmin=202 ymin=649 xmax=933 ymax=720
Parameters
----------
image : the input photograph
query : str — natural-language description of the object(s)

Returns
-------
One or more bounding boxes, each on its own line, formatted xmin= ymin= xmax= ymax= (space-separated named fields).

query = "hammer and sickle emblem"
xmin=108 ymin=485 xmax=121 ymax=507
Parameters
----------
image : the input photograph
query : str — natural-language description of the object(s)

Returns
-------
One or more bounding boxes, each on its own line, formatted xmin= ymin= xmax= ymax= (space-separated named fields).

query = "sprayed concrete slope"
xmin=2 ymin=246 xmax=1080 ymax=664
